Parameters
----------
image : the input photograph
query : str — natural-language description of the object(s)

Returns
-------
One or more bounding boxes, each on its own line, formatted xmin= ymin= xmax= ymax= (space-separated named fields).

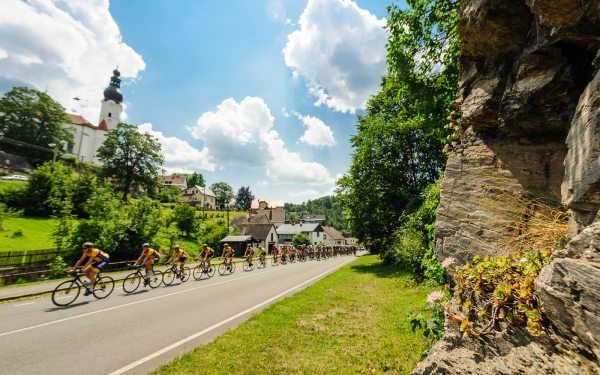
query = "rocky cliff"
xmin=415 ymin=1 xmax=600 ymax=374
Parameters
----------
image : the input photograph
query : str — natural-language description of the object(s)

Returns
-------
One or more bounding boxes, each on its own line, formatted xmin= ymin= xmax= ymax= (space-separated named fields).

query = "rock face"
xmin=417 ymin=0 xmax=600 ymax=374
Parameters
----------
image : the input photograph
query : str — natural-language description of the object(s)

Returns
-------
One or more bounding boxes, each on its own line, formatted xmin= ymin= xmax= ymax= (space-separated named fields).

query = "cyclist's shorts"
xmin=178 ymin=256 xmax=187 ymax=263
xmin=204 ymin=253 xmax=214 ymax=259
xmin=86 ymin=257 xmax=109 ymax=274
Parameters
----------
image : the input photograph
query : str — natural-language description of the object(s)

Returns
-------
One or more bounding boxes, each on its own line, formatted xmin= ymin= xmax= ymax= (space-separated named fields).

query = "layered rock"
xmin=417 ymin=0 xmax=600 ymax=373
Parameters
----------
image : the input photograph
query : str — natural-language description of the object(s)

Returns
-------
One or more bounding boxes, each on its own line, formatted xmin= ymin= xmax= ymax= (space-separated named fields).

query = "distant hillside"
xmin=284 ymin=196 xmax=348 ymax=232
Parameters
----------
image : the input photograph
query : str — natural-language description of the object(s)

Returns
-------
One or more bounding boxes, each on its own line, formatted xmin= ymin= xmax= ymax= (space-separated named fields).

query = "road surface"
xmin=0 ymin=255 xmax=358 ymax=374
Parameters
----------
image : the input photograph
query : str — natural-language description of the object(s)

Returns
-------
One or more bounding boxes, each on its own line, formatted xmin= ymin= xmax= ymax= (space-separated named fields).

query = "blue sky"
xmin=0 ymin=0 xmax=402 ymax=203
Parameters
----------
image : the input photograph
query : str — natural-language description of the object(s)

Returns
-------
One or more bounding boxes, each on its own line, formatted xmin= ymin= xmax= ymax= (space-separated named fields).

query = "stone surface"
xmin=425 ymin=0 xmax=600 ymax=373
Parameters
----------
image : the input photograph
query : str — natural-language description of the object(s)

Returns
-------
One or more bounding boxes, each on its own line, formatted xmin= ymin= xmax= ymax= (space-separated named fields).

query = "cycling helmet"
xmin=173 ymin=244 xmax=180 ymax=249
xmin=202 ymin=243 xmax=208 ymax=247
xmin=82 ymin=242 xmax=94 ymax=248
xmin=142 ymin=243 xmax=150 ymax=247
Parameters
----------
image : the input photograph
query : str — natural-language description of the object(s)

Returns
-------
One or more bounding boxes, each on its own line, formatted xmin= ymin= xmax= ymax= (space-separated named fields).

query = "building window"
xmin=271 ymin=233 xmax=273 ymax=241
xmin=108 ymin=113 xmax=112 ymax=117
xmin=317 ymin=232 xmax=320 ymax=237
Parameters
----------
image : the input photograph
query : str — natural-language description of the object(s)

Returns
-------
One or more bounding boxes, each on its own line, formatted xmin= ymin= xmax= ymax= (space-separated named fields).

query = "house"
xmin=242 ymin=223 xmax=278 ymax=252
xmin=322 ymin=226 xmax=346 ymax=246
xmin=302 ymin=214 xmax=326 ymax=224
xmin=276 ymin=223 xmax=324 ymax=245
xmin=250 ymin=199 xmax=287 ymax=225
xmin=181 ymin=185 xmax=218 ymax=209
xmin=159 ymin=175 xmax=188 ymax=190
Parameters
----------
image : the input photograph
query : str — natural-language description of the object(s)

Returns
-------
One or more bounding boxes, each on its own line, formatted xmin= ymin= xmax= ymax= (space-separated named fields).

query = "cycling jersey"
xmin=172 ymin=248 xmax=187 ymax=259
xmin=201 ymin=247 xmax=214 ymax=257
xmin=84 ymin=247 xmax=109 ymax=263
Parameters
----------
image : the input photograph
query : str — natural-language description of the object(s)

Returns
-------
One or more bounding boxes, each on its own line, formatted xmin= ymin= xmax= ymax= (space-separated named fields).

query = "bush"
xmin=48 ymin=255 xmax=68 ymax=279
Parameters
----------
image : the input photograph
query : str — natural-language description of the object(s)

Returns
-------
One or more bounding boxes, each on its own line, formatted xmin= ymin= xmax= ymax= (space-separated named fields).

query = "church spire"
xmin=103 ymin=67 xmax=123 ymax=103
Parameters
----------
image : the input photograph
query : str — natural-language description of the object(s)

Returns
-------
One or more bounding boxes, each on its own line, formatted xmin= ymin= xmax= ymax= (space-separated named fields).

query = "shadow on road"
xmin=45 ymin=301 xmax=90 ymax=312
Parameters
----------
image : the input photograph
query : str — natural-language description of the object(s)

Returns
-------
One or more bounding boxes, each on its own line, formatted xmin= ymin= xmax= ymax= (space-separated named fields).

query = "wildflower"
xmin=441 ymin=256 xmax=455 ymax=269
xmin=427 ymin=291 xmax=444 ymax=305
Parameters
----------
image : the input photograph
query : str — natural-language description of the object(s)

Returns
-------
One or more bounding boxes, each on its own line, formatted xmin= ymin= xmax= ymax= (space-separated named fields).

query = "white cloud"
xmin=283 ymin=0 xmax=387 ymax=113
xmin=138 ymin=123 xmax=216 ymax=173
xmin=296 ymin=113 xmax=335 ymax=147
xmin=189 ymin=96 xmax=334 ymax=185
xmin=0 ymin=0 xmax=145 ymax=123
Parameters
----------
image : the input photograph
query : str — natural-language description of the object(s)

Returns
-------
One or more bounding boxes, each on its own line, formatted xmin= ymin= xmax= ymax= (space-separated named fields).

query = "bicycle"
xmin=218 ymin=257 xmax=236 ymax=275
xmin=51 ymin=270 xmax=114 ymax=307
xmin=193 ymin=259 xmax=215 ymax=280
xmin=271 ymin=254 xmax=280 ymax=266
xmin=122 ymin=264 xmax=163 ymax=293
xmin=257 ymin=254 xmax=267 ymax=269
xmin=162 ymin=262 xmax=190 ymax=285
xmin=242 ymin=256 xmax=255 ymax=271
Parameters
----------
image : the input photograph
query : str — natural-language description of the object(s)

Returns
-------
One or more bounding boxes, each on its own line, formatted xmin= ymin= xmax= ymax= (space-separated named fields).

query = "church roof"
xmin=67 ymin=113 xmax=108 ymax=132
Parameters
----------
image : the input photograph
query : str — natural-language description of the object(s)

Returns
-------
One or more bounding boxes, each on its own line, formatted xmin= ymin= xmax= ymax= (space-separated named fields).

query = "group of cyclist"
xmin=72 ymin=241 xmax=361 ymax=294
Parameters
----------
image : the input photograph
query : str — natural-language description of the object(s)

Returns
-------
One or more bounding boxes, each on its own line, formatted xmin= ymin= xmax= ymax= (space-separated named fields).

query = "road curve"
xmin=0 ymin=255 xmax=359 ymax=374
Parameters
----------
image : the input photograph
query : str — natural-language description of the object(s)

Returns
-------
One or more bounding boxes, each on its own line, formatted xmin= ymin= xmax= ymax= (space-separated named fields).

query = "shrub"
xmin=48 ymin=255 xmax=68 ymax=279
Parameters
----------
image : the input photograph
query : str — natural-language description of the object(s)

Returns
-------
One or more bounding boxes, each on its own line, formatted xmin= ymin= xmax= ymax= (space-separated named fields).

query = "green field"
xmin=0 ymin=217 xmax=57 ymax=251
xmin=153 ymin=255 xmax=435 ymax=375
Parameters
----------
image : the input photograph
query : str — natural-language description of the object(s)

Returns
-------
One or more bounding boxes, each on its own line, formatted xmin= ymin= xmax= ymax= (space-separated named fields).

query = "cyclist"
xmin=222 ymin=243 xmax=234 ymax=270
xmin=200 ymin=243 xmax=215 ymax=269
xmin=72 ymin=242 xmax=110 ymax=295
xmin=169 ymin=244 xmax=188 ymax=278
xmin=244 ymin=244 xmax=254 ymax=267
xmin=134 ymin=243 xmax=161 ymax=285
xmin=258 ymin=246 xmax=267 ymax=265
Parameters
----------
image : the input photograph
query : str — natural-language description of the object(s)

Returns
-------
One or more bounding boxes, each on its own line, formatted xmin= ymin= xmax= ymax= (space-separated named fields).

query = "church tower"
xmin=98 ymin=68 xmax=123 ymax=130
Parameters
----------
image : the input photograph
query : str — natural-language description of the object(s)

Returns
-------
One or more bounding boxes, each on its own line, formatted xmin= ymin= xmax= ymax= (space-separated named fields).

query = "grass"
xmin=0 ymin=180 xmax=28 ymax=193
xmin=152 ymin=255 xmax=435 ymax=375
xmin=0 ymin=217 xmax=58 ymax=251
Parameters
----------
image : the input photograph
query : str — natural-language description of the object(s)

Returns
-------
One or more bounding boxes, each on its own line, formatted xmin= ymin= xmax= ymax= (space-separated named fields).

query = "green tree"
xmin=186 ymin=171 xmax=205 ymax=187
xmin=292 ymin=233 xmax=311 ymax=246
xmin=235 ymin=186 xmax=254 ymax=211
xmin=24 ymin=162 xmax=74 ymax=216
xmin=171 ymin=204 xmax=197 ymax=236
xmin=97 ymin=123 xmax=164 ymax=201
xmin=0 ymin=202 xmax=22 ymax=231
xmin=337 ymin=0 xmax=459 ymax=254
xmin=0 ymin=86 xmax=73 ymax=166
xmin=70 ymin=168 xmax=107 ymax=218
xmin=210 ymin=182 xmax=234 ymax=210
xmin=157 ymin=185 xmax=182 ymax=203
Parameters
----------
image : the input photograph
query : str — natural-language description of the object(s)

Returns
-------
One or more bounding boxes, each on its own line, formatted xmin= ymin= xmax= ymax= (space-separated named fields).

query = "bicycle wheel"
xmin=123 ymin=273 xmax=141 ymax=293
xmin=271 ymin=257 xmax=278 ymax=266
xmin=52 ymin=279 xmax=81 ymax=307
xmin=193 ymin=265 xmax=204 ymax=280
xmin=218 ymin=263 xmax=226 ymax=275
xmin=180 ymin=267 xmax=190 ymax=282
xmin=163 ymin=268 xmax=176 ymax=286
xmin=257 ymin=259 xmax=265 ymax=269
xmin=148 ymin=270 xmax=163 ymax=288
xmin=207 ymin=264 xmax=215 ymax=277
xmin=229 ymin=261 xmax=236 ymax=273
xmin=93 ymin=275 xmax=115 ymax=299
xmin=243 ymin=260 xmax=250 ymax=271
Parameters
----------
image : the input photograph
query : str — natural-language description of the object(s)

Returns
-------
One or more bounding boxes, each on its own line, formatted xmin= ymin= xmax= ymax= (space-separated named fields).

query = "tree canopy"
xmin=97 ymin=123 xmax=164 ymax=201
xmin=235 ymin=186 xmax=254 ymax=211
xmin=186 ymin=172 xmax=205 ymax=187
xmin=210 ymin=181 xmax=234 ymax=209
xmin=337 ymin=0 xmax=459 ymax=253
xmin=0 ymin=86 xmax=73 ymax=165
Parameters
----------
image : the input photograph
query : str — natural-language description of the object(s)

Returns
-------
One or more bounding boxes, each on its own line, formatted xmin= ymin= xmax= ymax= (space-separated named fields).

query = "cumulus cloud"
xmin=0 ymin=0 xmax=145 ymax=123
xmin=138 ymin=123 xmax=216 ymax=173
xmin=283 ymin=0 xmax=387 ymax=113
xmin=189 ymin=96 xmax=334 ymax=185
xmin=295 ymin=113 xmax=335 ymax=147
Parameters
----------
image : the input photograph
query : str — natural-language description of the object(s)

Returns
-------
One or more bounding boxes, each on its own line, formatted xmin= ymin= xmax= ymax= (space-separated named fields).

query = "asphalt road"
xmin=0 ymin=255 xmax=359 ymax=374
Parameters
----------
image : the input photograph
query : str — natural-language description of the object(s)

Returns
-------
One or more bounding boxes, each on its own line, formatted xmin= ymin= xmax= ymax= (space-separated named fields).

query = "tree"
xmin=24 ymin=162 xmax=74 ymax=216
xmin=292 ymin=233 xmax=311 ymax=246
xmin=97 ymin=123 xmax=164 ymax=201
xmin=186 ymin=172 xmax=205 ymax=187
xmin=235 ymin=186 xmax=254 ymax=211
xmin=0 ymin=86 xmax=73 ymax=166
xmin=171 ymin=204 xmax=197 ymax=236
xmin=157 ymin=185 xmax=182 ymax=203
xmin=337 ymin=0 xmax=459 ymax=254
xmin=210 ymin=182 xmax=234 ymax=210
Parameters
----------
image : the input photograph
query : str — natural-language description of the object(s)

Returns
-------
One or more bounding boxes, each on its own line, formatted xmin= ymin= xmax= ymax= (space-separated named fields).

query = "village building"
xmin=181 ymin=185 xmax=218 ymax=209
xmin=302 ymin=214 xmax=326 ymax=224
xmin=159 ymin=175 xmax=188 ymax=190
xmin=276 ymin=223 xmax=324 ymax=245
xmin=322 ymin=226 xmax=346 ymax=246
xmin=242 ymin=223 xmax=278 ymax=253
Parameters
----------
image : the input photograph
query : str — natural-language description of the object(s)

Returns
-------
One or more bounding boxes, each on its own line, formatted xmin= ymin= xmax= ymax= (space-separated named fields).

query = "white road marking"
xmin=0 ymin=267 xmax=283 ymax=338
xmin=13 ymin=302 xmax=36 ymax=307
xmin=107 ymin=257 xmax=356 ymax=375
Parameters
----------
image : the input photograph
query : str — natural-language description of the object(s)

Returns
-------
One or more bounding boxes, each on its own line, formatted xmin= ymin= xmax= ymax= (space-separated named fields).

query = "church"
xmin=65 ymin=69 xmax=123 ymax=164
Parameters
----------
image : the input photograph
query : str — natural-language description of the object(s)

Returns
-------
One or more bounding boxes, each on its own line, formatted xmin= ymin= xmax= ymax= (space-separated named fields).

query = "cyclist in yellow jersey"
xmin=200 ymin=243 xmax=215 ymax=268
xmin=72 ymin=242 xmax=110 ymax=295
xmin=169 ymin=244 xmax=188 ymax=276
xmin=134 ymin=243 xmax=161 ymax=282
xmin=258 ymin=246 xmax=267 ymax=265
xmin=222 ymin=243 xmax=234 ymax=270
xmin=244 ymin=244 xmax=254 ymax=267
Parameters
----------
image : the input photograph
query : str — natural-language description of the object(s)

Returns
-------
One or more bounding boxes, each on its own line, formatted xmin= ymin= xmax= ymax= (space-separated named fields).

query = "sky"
xmin=0 ymin=0 xmax=403 ymax=203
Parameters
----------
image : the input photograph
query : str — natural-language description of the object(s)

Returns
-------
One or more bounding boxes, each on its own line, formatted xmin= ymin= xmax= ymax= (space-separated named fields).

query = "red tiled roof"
xmin=67 ymin=113 xmax=108 ymax=132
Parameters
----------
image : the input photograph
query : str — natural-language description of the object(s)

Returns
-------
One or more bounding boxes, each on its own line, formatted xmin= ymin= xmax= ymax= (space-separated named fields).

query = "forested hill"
xmin=285 ymin=196 xmax=348 ymax=232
